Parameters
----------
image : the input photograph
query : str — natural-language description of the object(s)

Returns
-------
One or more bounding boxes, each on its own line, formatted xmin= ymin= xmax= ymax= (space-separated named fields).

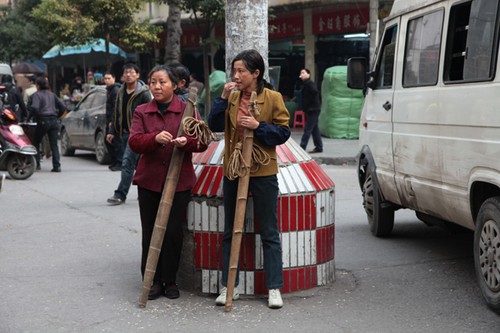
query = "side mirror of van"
xmin=347 ymin=57 xmax=367 ymax=89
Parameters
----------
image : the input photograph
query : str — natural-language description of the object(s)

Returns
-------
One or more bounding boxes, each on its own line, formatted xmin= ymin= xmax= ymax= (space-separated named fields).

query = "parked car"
xmin=60 ymin=86 xmax=110 ymax=164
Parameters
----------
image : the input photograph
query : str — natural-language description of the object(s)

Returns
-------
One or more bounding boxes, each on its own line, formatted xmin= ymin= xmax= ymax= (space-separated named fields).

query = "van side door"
xmin=361 ymin=19 xmax=400 ymax=204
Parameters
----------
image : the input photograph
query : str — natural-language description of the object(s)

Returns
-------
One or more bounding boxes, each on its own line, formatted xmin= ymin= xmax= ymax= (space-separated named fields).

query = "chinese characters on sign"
xmin=313 ymin=7 xmax=369 ymax=35
xmin=269 ymin=13 xmax=304 ymax=39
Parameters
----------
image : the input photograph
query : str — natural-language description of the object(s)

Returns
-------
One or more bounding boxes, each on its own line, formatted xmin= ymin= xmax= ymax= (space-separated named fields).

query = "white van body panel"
xmin=360 ymin=0 xmax=500 ymax=230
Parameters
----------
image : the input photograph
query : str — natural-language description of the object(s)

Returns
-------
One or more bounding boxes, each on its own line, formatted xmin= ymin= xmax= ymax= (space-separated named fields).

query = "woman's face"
xmin=232 ymin=60 xmax=259 ymax=93
xmin=149 ymin=70 xmax=176 ymax=103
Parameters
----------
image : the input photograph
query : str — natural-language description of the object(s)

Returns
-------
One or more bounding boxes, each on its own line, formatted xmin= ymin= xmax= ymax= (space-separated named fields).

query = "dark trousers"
xmin=221 ymin=175 xmax=284 ymax=289
xmin=105 ymin=128 xmax=123 ymax=167
xmin=138 ymin=187 xmax=191 ymax=285
xmin=34 ymin=118 xmax=60 ymax=169
xmin=300 ymin=110 xmax=323 ymax=151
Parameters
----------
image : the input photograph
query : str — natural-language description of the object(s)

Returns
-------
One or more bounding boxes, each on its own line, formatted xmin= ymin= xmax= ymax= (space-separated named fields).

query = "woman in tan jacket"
xmin=208 ymin=49 xmax=290 ymax=309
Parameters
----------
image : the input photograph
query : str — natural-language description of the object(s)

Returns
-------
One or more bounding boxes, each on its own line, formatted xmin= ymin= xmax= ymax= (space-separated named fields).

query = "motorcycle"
xmin=0 ymin=85 xmax=37 ymax=180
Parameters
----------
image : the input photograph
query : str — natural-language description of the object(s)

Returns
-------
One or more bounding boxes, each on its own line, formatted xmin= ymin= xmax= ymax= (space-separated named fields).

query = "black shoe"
xmin=308 ymin=148 xmax=323 ymax=153
xmin=51 ymin=167 xmax=61 ymax=172
xmin=107 ymin=195 xmax=125 ymax=205
xmin=108 ymin=164 xmax=121 ymax=171
xmin=36 ymin=164 xmax=41 ymax=171
xmin=148 ymin=283 xmax=164 ymax=300
xmin=164 ymin=284 xmax=180 ymax=299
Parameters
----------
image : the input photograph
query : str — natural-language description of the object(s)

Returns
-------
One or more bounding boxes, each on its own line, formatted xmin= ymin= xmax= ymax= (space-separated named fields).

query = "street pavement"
xmin=0 ymin=133 xmax=362 ymax=333
xmin=290 ymin=128 xmax=359 ymax=165
xmin=3 ymin=134 xmax=498 ymax=332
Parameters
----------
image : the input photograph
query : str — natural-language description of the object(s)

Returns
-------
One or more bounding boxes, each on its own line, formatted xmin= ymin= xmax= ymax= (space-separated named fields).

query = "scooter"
xmin=0 ymin=85 xmax=37 ymax=180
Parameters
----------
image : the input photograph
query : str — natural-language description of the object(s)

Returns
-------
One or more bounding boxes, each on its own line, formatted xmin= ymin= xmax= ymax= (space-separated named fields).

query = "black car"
xmin=60 ymin=86 xmax=110 ymax=164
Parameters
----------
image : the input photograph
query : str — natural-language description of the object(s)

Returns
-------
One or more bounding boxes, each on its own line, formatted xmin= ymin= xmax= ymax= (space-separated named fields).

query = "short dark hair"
xmin=147 ymin=65 xmax=179 ymax=86
xmin=123 ymin=63 xmax=140 ymax=73
xmin=170 ymin=63 xmax=190 ymax=87
xmin=303 ymin=68 xmax=311 ymax=74
xmin=104 ymin=71 xmax=115 ymax=78
xmin=35 ymin=76 xmax=49 ymax=90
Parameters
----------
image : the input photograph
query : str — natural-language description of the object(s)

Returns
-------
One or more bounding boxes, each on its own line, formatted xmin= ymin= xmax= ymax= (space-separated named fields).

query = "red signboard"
xmin=312 ymin=6 xmax=369 ymax=35
xmin=269 ymin=12 xmax=304 ymax=40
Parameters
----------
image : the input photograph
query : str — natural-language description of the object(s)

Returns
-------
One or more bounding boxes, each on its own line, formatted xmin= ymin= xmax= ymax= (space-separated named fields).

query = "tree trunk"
xmin=164 ymin=1 xmax=182 ymax=65
xmin=202 ymin=42 xmax=211 ymax=117
xmin=369 ymin=0 xmax=379 ymax=67
xmin=224 ymin=0 xmax=269 ymax=80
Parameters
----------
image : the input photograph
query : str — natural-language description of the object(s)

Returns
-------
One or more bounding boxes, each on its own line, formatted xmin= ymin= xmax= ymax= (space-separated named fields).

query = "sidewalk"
xmin=290 ymin=128 xmax=359 ymax=165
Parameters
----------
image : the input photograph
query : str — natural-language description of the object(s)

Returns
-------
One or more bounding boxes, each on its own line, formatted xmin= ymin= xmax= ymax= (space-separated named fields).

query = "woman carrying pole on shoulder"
xmin=208 ymin=49 xmax=291 ymax=309
xmin=128 ymin=65 xmax=208 ymax=300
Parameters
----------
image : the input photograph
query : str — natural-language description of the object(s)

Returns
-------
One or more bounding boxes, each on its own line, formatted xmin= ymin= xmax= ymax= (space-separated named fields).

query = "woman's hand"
xmin=155 ymin=130 xmax=173 ymax=144
xmin=221 ymin=82 xmax=237 ymax=99
xmin=239 ymin=115 xmax=259 ymax=130
xmin=171 ymin=136 xmax=187 ymax=147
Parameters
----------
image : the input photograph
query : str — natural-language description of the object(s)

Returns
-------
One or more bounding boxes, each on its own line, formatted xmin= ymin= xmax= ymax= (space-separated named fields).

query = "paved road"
xmin=1 ymin=152 xmax=499 ymax=332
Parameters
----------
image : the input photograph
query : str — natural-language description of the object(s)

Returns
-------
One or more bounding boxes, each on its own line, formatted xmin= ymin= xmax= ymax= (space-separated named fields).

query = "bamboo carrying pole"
xmin=138 ymin=89 xmax=198 ymax=308
xmin=225 ymin=91 xmax=258 ymax=312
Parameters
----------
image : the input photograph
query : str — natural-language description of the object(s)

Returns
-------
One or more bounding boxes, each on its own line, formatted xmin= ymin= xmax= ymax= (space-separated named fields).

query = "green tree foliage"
xmin=0 ymin=0 xmax=52 ymax=63
xmin=32 ymin=0 xmax=160 ymax=50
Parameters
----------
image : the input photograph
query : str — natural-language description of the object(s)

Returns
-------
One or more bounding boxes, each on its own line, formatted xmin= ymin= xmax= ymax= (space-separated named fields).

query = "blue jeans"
xmin=300 ymin=110 xmax=323 ymax=151
xmin=114 ymin=133 xmax=139 ymax=200
xmin=221 ymin=175 xmax=284 ymax=290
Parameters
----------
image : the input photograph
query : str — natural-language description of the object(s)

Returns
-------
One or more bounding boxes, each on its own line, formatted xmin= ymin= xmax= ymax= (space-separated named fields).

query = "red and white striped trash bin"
xmin=184 ymin=136 xmax=335 ymax=295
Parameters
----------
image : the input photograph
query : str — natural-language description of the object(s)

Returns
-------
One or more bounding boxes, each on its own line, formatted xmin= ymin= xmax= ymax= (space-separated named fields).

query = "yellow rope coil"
xmin=182 ymin=117 xmax=216 ymax=147
xmin=227 ymin=142 xmax=270 ymax=180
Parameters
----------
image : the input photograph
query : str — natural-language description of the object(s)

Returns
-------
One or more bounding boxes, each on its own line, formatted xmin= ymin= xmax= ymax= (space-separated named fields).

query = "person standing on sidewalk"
xmin=103 ymin=72 xmax=122 ymax=171
xmin=29 ymin=76 xmax=66 ymax=172
xmin=106 ymin=63 xmax=151 ymax=205
xmin=208 ymin=49 xmax=290 ymax=309
xmin=299 ymin=68 xmax=323 ymax=153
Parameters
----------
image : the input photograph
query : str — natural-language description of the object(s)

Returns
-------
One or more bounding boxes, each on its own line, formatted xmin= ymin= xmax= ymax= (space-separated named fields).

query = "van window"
xmin=444 ymin=0 xmax=499 ymax=82
xmin=375 ymin=25 xmax=398 ymax=89
xmin=403 ymin=10 xmax=444 ymax=87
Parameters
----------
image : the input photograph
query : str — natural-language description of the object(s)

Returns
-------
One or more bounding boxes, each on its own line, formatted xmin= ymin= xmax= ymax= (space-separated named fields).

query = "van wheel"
xmin=362 ymin=170 xmax=394 ymax=237
xmin=474 ymin=197 xmax=500 ymax=313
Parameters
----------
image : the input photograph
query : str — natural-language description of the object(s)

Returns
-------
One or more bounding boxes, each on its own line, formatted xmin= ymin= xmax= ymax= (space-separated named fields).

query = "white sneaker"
xmin=215 ymin=287 xmax=240 ymax=306
xmin=268 ymin=289 xmax=283 ymax=309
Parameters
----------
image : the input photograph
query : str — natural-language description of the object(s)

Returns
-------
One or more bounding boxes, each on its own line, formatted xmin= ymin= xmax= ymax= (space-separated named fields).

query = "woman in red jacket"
xmin=128 ymin=65 xmax=207 ymax=300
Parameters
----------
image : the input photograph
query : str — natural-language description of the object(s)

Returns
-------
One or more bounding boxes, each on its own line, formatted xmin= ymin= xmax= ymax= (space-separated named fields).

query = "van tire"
xmin=474 ymin=197 xmax=500 ymax=313
xmin=362 ymin=170 xmax=394 ymax=237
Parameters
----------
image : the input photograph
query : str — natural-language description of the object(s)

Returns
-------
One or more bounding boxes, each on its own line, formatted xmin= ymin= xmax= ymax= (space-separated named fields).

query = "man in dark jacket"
xmin=29 ymin=76 xmax=66 ymax=172
xmin=106 ymin=63 xmax=151 ymax=205
xmin=103 ymin=72 xmax=122 ymax=171
xmin=299 ymin=68 xmax=323 ymax=153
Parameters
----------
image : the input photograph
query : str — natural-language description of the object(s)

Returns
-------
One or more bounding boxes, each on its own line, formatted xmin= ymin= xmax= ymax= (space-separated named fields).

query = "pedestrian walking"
xmin=208 ymin=49 xmax=290 ymax=309
xmin=299 ymin=68 xmax=323 ymax=153
xmin=106 ymin=63 xmax=151 ymax=205
xmin=129 ymin=65 xmax=208 ymax=300
xmin=103 ymin=72 xmax=122 ymax=171
xmin=29 ymin=76 xmax=66 ymax=172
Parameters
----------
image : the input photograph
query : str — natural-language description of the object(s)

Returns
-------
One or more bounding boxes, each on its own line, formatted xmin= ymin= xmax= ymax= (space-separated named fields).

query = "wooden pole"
xmin=138 ymin=89 xmax=198 ymax=308
xmin=225 ymin=91 xmax=258 ymax=312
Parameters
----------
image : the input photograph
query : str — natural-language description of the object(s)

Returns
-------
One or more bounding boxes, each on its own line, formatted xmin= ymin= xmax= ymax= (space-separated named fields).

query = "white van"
xmin=347 ymin=0 xmax=500 ymax=312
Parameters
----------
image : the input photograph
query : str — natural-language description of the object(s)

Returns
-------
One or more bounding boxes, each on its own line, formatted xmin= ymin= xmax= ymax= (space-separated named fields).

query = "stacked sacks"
xmin=319 ymin=66 xmax=364 ymax=139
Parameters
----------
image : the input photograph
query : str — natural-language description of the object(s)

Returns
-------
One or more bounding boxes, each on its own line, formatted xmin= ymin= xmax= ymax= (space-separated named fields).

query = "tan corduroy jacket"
xmin=223 ymin=88 xmax=290 ymax=177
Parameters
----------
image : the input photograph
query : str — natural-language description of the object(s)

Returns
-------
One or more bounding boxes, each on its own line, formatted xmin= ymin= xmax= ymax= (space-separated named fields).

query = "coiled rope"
xmin=227 ymin=141 xmax=270 ymax=180
xmin=182 ymin=116 xmax=215 ymax=147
